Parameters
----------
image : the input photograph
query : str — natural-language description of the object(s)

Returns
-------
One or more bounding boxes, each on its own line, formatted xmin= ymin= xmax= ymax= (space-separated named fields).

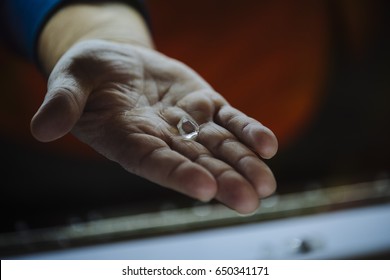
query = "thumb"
xmin=31 ymin=77 xmax=90 ymax=142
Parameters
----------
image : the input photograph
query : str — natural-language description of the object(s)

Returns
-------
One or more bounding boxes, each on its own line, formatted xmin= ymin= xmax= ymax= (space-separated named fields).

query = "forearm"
xmin=38 ymin=2 xmax=154 ymax=73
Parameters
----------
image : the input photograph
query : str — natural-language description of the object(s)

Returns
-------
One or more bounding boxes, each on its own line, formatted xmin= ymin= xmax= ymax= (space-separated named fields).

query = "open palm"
xmin=31 ymin=40 xmax=278 ymax=214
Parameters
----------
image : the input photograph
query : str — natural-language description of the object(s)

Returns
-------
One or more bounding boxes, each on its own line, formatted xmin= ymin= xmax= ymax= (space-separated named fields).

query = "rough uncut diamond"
xmin=177 ymin=116 xmax=199 ymax=140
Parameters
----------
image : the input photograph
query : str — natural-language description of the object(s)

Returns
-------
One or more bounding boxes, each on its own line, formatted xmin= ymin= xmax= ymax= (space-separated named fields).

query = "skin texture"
xmin=31 ymin=3 xmax=278 ymax=214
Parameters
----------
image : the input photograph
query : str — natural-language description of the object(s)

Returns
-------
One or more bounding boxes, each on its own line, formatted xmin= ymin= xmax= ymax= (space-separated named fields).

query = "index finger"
xmin=215 ymin=105 xmax=278 ymax=159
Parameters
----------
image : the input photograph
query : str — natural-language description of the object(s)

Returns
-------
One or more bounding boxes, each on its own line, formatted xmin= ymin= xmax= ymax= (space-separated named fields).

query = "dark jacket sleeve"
xmin=0 ymin=0 xmax=149 ymax=63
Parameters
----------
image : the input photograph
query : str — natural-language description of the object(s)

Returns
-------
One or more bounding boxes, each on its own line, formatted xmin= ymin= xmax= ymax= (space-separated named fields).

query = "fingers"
xmin=197 ymin=123 xmax=277 ymax=198
xmin=197 ymin=156 xmax=261 ymax=214
xmin=216 ymin=105 xmax=278 ymax=159
xmin=117 ymin=133 xmax=218 ymax=202
xmin=30 ymin=73 xmax=91 ymax=142
xmin=176 ymin=92 xmax=278 ymax=158
xmin=171 ymin=139 xmax=260 ymax=213
xmin=165 ymin=100 xmax=277 ymax=213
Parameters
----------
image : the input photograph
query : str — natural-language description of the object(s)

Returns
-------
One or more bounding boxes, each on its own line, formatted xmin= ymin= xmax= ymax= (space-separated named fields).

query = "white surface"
xmin=13 ymin=203 xmax=390 ymax=260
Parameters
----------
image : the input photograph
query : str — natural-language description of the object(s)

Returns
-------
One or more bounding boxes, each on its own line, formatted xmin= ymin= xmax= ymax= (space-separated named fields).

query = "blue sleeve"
xmin=1 ymin=0 xmax=63 ymax=61
xmin=0 ymin=0 xmax=149 ymax=63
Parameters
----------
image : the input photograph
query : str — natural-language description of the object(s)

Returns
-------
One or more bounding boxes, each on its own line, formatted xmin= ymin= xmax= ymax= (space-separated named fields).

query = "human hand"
xmin=31 ymin=40 xmax=278 ymax=214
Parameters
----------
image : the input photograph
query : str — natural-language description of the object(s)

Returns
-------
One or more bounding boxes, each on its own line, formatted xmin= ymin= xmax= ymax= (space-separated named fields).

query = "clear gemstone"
xmin=177 ymin=116 xmax=199 ymax=140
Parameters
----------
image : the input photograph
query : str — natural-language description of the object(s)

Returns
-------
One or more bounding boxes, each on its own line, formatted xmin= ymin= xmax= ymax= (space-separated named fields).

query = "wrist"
xmin=38 ymin=2 xmax=153 ymax=74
